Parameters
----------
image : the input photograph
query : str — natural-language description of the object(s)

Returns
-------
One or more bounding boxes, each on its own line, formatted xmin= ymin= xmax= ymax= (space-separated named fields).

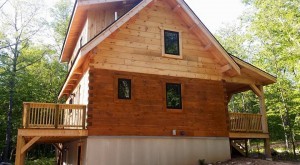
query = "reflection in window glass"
xmin=118 ymin=79 xmax=131 ymax=99
xmin=166 ymin=83 xmax=182 ymax=109
xmin=164 ymin=30 xmax=180 ymax=55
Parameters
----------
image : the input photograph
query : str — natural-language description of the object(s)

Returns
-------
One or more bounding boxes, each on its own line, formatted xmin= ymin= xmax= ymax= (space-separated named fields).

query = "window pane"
xmin=118 ymin=79 xmax=131 ymax=99
xmin=164 ymin=30 xmax=179 ymax=55
xmin=166 ymin=83 xmax=182 ymax=109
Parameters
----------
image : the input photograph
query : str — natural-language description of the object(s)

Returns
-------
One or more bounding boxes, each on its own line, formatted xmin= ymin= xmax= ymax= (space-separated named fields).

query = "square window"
xmin=166 ymin=83 xmax=182 ymax=109
xmin=118 ymin=79 xmax=131 ymax=99
xmin=164 ymin=30 xmax=180 ymax=55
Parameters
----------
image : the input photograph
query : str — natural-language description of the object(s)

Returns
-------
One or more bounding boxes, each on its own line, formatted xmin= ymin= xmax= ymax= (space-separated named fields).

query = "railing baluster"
xmin=54 ymin=104 xmax=59 ymax=129
xmin=46 ymin=106 xmax=49 ymax=126
xmin=41 ymin=105 xmax=44 ymax=126
xmin=82 ymin=106 xmax=86 ymax=129
xmin=60 ymin=107 xmax=63 ymax=127
xmin=29 ymin=105 xmax=33 ymax=126
xmin=33 ymin=106 xmax=36 ymax=126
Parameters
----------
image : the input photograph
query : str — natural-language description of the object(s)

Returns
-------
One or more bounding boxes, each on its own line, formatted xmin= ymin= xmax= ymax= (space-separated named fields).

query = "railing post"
xmin=258 ymin=86 xmax=268 ymax=133
xmin=26 ymin=103 xmax=31 ymax=128
xmin=54 ymin=104 xmax=60 ymax=129
xmin=23 ymin=103 xmax=30 ymax=128
xmin=82 ymin=105 xmax=86 ymax=129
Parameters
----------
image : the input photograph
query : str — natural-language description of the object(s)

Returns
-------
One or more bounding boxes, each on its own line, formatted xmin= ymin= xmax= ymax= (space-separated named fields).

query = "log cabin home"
xmin=15 ymin=0 xmax=277 ymax=164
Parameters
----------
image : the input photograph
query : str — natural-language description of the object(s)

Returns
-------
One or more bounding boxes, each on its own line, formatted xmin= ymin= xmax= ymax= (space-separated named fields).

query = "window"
xmin=118 ymin=78 xmax=131 ymax=99
xmin=166 ymin=83 xmax=182 ymax=109
xmin=164 ymin=30 xmax=180 ymax=55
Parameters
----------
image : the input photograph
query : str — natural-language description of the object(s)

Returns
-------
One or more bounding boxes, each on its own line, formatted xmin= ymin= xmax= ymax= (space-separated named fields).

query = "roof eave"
xmin=231 ymin=56 xmax=277 ymax=85
xmin=60 ymin=0 xmax=78 ymax=63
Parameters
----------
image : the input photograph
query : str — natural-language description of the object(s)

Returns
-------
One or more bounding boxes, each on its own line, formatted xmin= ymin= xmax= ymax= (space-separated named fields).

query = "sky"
xmin=185 ymin=0 xmax=246 ymax=33
xmin=45 ymin=0 xmax=246 ymax=33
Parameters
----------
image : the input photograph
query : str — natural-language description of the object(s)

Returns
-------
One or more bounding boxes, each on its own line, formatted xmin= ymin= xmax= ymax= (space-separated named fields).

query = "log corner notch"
xmin=15 ymin=136 xmax=41 ymax=165
xmin=249 ymin=84 xmax=272 ymax=159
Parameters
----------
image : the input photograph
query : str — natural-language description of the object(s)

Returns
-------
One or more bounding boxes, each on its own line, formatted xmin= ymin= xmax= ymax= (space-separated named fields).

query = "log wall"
xmin=88 ymin=69 xmax=228 ymax=137
xmin=87 ymin=0 xmax=229 ymax=137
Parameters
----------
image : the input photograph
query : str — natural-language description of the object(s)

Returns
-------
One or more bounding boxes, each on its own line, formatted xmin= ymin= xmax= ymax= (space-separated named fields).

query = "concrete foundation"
xmin=83 ymin=136 xmax=231 ymax=165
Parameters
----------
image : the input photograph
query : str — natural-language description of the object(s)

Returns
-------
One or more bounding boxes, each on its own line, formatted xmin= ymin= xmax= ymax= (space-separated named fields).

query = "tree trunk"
xmin=280 ymin=114 xmax=290 ymax=149
xmin=278 ymin=87 xmax=292 ymax=150
xmin=3 ymin=66 xmax=16 ymax=162
xmin=290 ymin=130 xmax=296 ymax=158
xmin=3 ymin=37 xmax=18 ymax=162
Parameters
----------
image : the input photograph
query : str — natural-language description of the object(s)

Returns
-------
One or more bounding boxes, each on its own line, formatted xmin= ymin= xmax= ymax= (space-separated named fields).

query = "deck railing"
xmin=23 ymin=102 xmax=87 ymax=129
xmin=229 ymin=112 xmax=262 ymax=132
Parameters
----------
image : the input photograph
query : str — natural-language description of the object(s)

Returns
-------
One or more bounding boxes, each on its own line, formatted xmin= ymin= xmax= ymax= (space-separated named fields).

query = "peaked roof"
xmin=58 ymin=0 xmax=276 ymax=98
xmin=68 ymin=0 xmax=241 ymax=76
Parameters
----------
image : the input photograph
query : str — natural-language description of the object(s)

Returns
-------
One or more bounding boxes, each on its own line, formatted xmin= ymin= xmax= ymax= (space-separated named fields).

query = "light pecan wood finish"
xmin=23 ymin=102 xmax=87 ymax=129
xmin=229 ymin=113 xmax=262 ymax=133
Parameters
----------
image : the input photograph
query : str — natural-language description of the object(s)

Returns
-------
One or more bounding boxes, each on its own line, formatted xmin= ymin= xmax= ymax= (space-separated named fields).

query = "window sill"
xmin=162 ymin=53 xmax=183 ymax=59
xmin=166 ymin=109 xmax=183 ymax=112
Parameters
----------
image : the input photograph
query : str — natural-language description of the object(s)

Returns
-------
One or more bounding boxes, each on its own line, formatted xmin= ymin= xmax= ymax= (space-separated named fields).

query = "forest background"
xmin=0 ymin=0 xmax=299 ymax=163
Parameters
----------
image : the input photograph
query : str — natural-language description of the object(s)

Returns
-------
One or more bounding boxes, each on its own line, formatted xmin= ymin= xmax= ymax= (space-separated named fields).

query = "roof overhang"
xmin=224 ymin=56 xmax=276 ymax=95
xmin=60 ymin=0 xmax=131 ymax=62
xmin=232 ymin=56 xmax=276 ymax=85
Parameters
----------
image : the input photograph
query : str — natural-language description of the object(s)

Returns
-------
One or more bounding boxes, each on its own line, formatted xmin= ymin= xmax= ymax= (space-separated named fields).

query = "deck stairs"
xmin=231 ymin=140 xmax=247 ymax=156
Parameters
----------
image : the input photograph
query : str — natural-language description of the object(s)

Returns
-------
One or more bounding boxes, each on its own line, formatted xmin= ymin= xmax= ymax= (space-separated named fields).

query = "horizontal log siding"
xmin=88 ymin=69 xmax=228 ymax=137
xmin=90 ymin=0 xmax=222 ymax=81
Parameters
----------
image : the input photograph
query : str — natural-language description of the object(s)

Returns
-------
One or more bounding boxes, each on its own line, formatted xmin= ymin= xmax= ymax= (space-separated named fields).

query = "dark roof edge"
xmin=59 ymin=0 xmax=78 ymax=62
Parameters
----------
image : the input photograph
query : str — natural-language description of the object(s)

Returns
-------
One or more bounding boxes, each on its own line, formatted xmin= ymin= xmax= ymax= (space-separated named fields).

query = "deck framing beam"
xmin=21 ymin=136 xmax=41 ymax=154
xmin=18 ymin=129 xmax=88 ymax=137
xmin=229 ymin=132 xmax=269 ymax=139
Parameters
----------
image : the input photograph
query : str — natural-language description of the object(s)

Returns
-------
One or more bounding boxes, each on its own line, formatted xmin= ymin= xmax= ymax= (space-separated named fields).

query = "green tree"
xmin=0 ymin=0 xmax=71 ymax=162
xmin=217 ymin=0 xmax=300 ymax=157
xmin=51 ymin=0 xmax=73 ymax=52
xmin=245 ymin=0 xmax=300 ymax=156
xmin=0 ymin=0 xmax=48 ymax=161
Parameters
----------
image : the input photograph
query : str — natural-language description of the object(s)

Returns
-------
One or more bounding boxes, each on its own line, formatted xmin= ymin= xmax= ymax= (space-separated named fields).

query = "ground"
xmin=218 ymin=158 xmax=299 ymax=165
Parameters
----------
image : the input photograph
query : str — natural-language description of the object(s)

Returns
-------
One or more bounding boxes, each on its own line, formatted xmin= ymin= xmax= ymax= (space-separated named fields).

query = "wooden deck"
xmin=23 ymin=102 xmax=87 ymax=129
xmin=15 ymin=102 xmax=88 ymax=165
xmin=20 ymin=102 xmax=88 ymax=143
xmin=229 ymin=112 xmax=268 ymax=139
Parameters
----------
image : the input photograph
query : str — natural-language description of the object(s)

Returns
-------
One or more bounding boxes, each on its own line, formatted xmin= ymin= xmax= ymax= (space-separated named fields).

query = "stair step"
xmin=231 ymin=141 xmax=246 ymax=156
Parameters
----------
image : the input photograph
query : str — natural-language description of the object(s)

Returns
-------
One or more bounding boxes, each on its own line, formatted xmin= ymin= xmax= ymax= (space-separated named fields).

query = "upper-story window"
xmin=118 ymin=78 xmax=131 ymax=99
xmin=162 ymin=29 xmax=182 ymax=58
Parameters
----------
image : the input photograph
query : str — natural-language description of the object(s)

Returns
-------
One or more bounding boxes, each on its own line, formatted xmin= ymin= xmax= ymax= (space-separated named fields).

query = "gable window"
xmin=166 ymin=83 xmax=182 ymax=109
xmin=118 ymin=78 xmax=131 ymax=99
xmin=162 ymin=29 xmax=182 ymax=59
xmin=164 ymin=30 xmax=180 ymax=55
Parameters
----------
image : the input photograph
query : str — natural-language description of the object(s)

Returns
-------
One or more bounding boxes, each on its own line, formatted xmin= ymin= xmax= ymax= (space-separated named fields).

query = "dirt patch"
xmin=217 ymin=157 xmax=299 ymax=165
